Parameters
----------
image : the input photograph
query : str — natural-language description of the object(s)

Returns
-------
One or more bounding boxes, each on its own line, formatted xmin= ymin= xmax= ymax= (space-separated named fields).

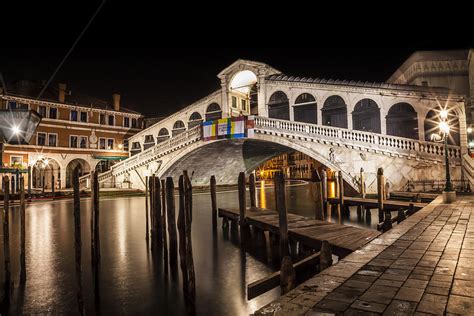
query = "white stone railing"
xmin=98 ymin=125 xmax=202 ymax=181
xmin=253 ymin=116 xmax=462 ymax=161
xmin=79 ymin=174 xmax=90 ymax=189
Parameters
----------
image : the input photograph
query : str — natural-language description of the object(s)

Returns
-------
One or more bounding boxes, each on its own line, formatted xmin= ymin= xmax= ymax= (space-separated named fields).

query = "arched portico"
xmin=65 ymin=158 xmax=91 ymax=188
xmin=32 ymin=157 xmax=61 ymax=190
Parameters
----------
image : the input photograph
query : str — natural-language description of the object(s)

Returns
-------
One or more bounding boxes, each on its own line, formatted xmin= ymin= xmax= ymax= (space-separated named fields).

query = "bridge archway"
xmin=157 ymin=128 xmax=170 ymax=143
xmin=205 ymin=103 xmax=222 ymax=121
xmin=386 ymin=102 xmax=418 ymax=139
xmin=293 ymin=93 xmax=317 ymax=124
xmin=322 ymin=95 xmax=348 ymax=128
xmin=424 ymin=109 xmax=460 ymax=145
xmin=66 ymin=158 xmax=91 ymax=188
xmin=172 ymin=120 xmax=186 ymax=136
xmin=352 ymin=99 xmax=381 ymax=133
xmin=188 ymin=112 xmax=203 ymax=129
xmin=268 ymin=91 xmax=290 ymax=120
xmin=229 ymin=70 xmax=258 ymax=116
xmin=159 ymin=136 xmax=357 ymax=191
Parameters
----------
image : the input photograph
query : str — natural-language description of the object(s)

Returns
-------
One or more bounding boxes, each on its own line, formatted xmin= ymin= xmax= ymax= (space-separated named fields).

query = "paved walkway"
xmin=256 ymin=195 xmax=474 ymax=315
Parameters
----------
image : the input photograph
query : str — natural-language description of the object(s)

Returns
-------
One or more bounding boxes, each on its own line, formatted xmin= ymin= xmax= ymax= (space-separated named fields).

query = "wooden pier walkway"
xmin=218 ymin=206 xmax=380 ymax=257
xmin=327 ymin=196 xmax=427 ymax=211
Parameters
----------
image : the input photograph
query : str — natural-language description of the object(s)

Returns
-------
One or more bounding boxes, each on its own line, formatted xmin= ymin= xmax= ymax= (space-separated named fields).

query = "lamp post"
xmin=439 ymin=110 xmax=455 ymax=203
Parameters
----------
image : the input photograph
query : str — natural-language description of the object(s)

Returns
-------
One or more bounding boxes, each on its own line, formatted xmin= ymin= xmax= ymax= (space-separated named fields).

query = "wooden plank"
xmin=247 ymin=252 xmax=321 ymax=300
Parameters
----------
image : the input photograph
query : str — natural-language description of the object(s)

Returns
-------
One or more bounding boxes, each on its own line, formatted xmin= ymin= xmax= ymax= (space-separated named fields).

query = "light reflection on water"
xmin=0 ymin=182 xmax=377 ymax=315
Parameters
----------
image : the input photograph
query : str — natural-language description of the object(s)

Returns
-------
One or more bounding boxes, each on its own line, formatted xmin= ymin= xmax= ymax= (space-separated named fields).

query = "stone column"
xmin=60 ymin=168 xmax=67 ymax=189
xmin=417 ymin=111 xmax=425 ymax=142
xmin=380 ymin=109 xmax=387 ymax=135
xmin=257 ymin=72 xmax=267 ymax=117
xmin=220 ymin=78 xmax=229 ymax=118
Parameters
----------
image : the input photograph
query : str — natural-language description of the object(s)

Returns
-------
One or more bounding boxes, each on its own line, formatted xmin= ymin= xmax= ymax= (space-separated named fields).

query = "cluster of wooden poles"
xmin=145 ymin=171 xmax=196 ymax=313
xmin=320 ymin=167 xmax=415 ymax=232
xmin=210 ymin=172 xmax=333 ymax=296
xmin=1 ymin=175 xmax=27 ymax=311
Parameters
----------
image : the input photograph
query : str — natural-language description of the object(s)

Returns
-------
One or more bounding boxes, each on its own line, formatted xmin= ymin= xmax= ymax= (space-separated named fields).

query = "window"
xmin=144 ymin=135 xmax=154 ymax=143
xmin=37 ymin=132 xmax=46 ymax=146
xmin=232 ymin=96 xmax=237 ymax=108
xmin=107 ymin=139 xmax=114 ymax=150
xmin=123 ymin=139 xmax=129 ymax=151
xmin=49 ymin=107 xmax=58 ymax=119
xmin=7 ymin=101 xmax=17 ymax=109
xmin=48 ymin=133 xmax=57 ymax=147
xmin=38 ymin=106 xmax=47 ymax=117
xmin=131 ymin=118 xmax=137 ymax=128
xmin=70 ymin=110 xmax=78 ymax=121
xmin=422 ymin=81 xmax=428 ymax=86
xmin=99 ymin=138 xmax=106 ymax=150
xmin=132 ymin=142 xmax=141 ymax=149
xmin=79 ymin=136 xmax=88 ymax=149
xmin=18 ymin=103 xmax=28 ymax=110
xmin=124 ymin=117 xmax=130 ymax=127
xmin=70 ymin=135 xmax=78 ymax=148
xmin=108 ymin=115 xmax=114 ymax=126
xmin=10 ymin=156 xmax=23 ymax=166
xmin=80 ymin=111 xmax=88 ymax=123
xmin=99 ymin=113 xmax=105 ymax=124
xmin=241 ymin=99 xmax=247 ymax=112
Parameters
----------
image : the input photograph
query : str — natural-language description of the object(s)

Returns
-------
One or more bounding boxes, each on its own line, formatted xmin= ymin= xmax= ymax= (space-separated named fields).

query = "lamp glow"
xmin=439 ymin=121 xmax=450 ymax=134
xmin=468 ymin=127 xmax=472 ymax=134
xmin=118 ymin=143 xmax=123 ymax=150
xmin=12 ymin=125 xmax=20 ymax=135
xmin=440 ymin=109 xmax=448 ymax=120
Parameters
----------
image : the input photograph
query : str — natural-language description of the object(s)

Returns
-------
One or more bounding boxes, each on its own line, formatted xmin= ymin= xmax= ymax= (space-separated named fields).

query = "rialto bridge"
xmin=97 ymin=59 xmax=472 ymax=193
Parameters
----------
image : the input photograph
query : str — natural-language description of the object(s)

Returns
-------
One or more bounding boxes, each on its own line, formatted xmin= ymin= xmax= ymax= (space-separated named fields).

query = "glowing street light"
xmin=438 ymin=110 xmax=454 ymax=201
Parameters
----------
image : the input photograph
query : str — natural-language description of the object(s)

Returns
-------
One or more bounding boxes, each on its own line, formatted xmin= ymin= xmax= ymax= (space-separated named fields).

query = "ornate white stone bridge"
xmin=98 ymin=59 xmax=471 ymax=193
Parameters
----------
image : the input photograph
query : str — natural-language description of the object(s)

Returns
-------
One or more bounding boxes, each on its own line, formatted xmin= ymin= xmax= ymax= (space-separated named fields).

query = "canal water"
xmin=0 ymin=181 xmax=379 ymax=315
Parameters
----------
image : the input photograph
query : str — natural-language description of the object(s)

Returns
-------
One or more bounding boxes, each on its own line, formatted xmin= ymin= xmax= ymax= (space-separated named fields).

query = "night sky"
xmin=1 ymin=2 xmax=472 ymax=118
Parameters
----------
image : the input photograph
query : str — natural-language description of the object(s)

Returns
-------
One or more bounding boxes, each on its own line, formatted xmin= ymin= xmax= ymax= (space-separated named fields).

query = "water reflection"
xmin=1 ymin=182 xmax=380 ymax=315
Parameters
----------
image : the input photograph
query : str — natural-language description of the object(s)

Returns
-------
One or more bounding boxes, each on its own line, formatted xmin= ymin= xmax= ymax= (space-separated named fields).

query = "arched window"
xmin=157 ymin=128 xmax=170 ymax=143
xmin=293 ymin=93 xmax=317 ymax=124
xmin=322 ymin=95 xmax=347 ymax=128
xmin=188 ymin=112 xmax=203 ymax=129
xmin=205 ymin=103 xmax=222 ymax=121
xmin=352 ymin=99 xmax=381 ymax=133
xmin=268 ymin=91 xmax=289 ymax=120
xmin=172 ymin=120 xmax=186 ymax=136
xmin=424 ymin=109 xmax=460 ymax=145
xmin=386 ymin=103 xmax=418 ymax=139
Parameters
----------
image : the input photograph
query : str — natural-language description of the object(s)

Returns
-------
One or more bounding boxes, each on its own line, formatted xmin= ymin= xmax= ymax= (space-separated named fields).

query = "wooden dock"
xmin=327 ymin=196 xmax=427 ymax=211
xmin=218 ymin=206 xmax=380 ymax=257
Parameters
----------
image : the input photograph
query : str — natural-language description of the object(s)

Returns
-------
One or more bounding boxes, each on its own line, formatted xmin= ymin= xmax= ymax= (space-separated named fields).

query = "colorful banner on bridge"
xmin=202 ymin=116 xmax=254 ymax=141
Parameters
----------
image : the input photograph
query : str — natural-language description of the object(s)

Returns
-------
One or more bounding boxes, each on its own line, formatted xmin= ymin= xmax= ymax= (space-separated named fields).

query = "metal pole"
xmin=444 ymin=133 xmax=453 ymax=192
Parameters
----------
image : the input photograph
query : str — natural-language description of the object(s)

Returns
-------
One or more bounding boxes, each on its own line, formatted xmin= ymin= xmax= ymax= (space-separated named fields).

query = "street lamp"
xmin=438 ymin=109 xmax=455 ymax=202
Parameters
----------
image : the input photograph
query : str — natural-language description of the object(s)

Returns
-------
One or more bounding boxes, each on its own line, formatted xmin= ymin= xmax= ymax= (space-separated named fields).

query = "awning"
xmin=93 ymin=156 xmax=128 ymax=161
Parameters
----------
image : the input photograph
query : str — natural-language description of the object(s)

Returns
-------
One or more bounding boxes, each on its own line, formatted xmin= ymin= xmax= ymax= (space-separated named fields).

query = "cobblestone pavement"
xmin=255 ymin=196 xmax=474 ymax=315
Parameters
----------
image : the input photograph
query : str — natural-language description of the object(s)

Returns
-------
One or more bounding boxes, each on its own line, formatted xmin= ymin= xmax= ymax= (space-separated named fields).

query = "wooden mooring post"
xmin=72 ymin=167 xmax=84 ymax=315
xmin=321 ymin=169 xmax=328 ymax=212
xmin=2 ymin=176 xmax=11 ymax=302
xmin=274 ymin=171 xmax=295 ymax=294
xmin=249 ymin=173 xmax=256 ymax=208
xmin=145 ymin=175 xmax=149 ymax=241
xmin=20 ymin=176 xmax=26 ymax=283
xmin=153 ymin=176 xmax=162 ymax=248
xmin=377 ymin=167 xmax=385 ymax=223
xmin=149 ymin=175 xmax=155 ymax=243
xmin=91 ymin=171 xmax=100 ymax=264
xmin=161 ymin=179 xmax=167 ymax=254
xmin=178 ymin=175 xmax=188 ymax=286
xmin=320 ymin=240 xmax=333 ymax=271
xmin=166 ymin=177 xmax=178 ymax=264
xmin=338 ymin=171 xmax=346 ymax=216
xmin=51 ymin=174 xmax=55 ymax=198
xmin=210 ymin=175 xmax=217 ymax=229
xmin=238 ymin=172 xmax=250 ymax=246
xmin=183 ymin=172 xmax=196 ymax=305
xmin=311 ymin=169 xmax=324 ymax=220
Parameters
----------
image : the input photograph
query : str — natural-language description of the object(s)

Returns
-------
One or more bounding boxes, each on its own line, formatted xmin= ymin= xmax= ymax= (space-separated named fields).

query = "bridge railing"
xmin=100 ymin=125 xmax=202 ymax=181
xmin=254 ymin=116 xmax=461 ymax=160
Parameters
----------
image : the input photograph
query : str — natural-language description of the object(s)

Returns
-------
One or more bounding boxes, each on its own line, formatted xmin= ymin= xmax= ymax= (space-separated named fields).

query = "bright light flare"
xmin=12 ymin=125 xmax=20 ymax=135
xmin=439 ymin=121 xmax=450 ymax=134
xmin=468 ymin=127 xmax=472 ymax=134
xmin=440 ymin=109 xmax=449 ymax=120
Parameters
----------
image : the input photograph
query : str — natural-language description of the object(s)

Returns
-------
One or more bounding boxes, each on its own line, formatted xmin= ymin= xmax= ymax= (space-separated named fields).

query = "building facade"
xmin=0 ymin=81 xmax=144 ymax=189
